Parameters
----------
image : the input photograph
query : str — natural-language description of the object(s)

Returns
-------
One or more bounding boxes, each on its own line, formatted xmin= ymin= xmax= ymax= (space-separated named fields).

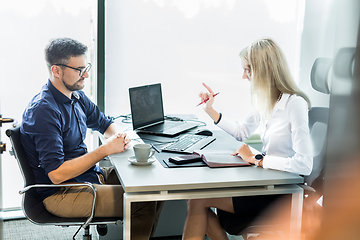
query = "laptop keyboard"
xmin=162 ymin=134 xmax=210 ymax=152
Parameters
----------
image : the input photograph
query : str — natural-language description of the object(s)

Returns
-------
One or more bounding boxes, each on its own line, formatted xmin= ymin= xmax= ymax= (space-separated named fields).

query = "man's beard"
xmin=62 ymin=78 xmax=85 ymax=91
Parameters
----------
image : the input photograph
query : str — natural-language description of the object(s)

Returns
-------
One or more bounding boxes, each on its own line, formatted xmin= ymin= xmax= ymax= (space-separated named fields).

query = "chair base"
xmin=73 ymin=225 xmax=92 ymax=240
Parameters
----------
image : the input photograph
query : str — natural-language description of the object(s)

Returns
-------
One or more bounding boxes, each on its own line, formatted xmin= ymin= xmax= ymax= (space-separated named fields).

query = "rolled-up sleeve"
xmin=78 ymin=92 xmax=113 ymax=134
xmin=22 ymin=102 xmax=65 ymax=175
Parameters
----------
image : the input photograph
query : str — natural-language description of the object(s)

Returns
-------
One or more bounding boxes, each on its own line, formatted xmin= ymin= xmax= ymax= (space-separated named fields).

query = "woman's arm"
xmin=217 ymin=112 xmax=258 ymax=142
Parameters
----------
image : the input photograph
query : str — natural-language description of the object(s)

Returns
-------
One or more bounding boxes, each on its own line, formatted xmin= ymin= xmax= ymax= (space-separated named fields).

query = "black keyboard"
xmin=162 ymin=134 xmax=211 ymax=152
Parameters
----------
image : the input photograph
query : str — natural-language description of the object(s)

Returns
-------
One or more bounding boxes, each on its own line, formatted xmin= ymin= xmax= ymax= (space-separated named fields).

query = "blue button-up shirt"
xmin=20 ymin=80 xmax=113 ymax=200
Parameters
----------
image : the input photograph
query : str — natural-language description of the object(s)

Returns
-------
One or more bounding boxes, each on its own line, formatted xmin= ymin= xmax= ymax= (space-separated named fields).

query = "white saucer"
xmin=128 ymin=156 xmax=156 ymax=166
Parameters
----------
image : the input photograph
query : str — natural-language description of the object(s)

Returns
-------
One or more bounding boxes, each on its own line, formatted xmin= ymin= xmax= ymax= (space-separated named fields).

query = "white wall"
xmin=105 ymin=0 xmax=305 ymax=130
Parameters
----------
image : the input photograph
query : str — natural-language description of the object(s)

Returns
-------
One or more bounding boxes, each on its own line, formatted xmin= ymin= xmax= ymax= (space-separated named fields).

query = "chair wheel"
xmin=96 ymin=224 xmax=108 ymax=236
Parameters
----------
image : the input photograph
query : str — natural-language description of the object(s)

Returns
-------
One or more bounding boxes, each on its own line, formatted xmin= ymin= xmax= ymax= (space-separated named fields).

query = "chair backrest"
xmin=6 ymin=126 xmax=36 ymax=187
xmin=6 ymin=126 xmax=120 ymax=225
xmin=310 ymin=57 xmax=332 ymax=94
xmin=6 ymin=126 xmax=64 ymax=223
xmin=304 ymin=57 xmax=332 ymax=187
xmin=305 ymin=107 xmax=329 ymax=186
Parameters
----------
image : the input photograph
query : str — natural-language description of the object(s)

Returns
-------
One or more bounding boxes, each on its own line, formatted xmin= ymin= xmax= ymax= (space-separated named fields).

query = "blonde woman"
xmin=183 ymin=38 xmax=313 ymax=240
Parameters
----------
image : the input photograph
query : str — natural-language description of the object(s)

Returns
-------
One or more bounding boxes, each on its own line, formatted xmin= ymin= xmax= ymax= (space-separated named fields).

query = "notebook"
xmin=129 ymin=83 xmax=199 ymax=136
xmin=162 ymin=150 xmax=250 ymax=168
xmin=193 ymin=150 xmax=251 ymax=168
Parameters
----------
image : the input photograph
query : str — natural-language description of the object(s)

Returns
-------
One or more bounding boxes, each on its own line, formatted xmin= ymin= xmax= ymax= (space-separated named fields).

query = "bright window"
xmin=0 ymin=0 xmax=97 ymax=210
xmin=105 ymin=0 xmax=305 ymax=128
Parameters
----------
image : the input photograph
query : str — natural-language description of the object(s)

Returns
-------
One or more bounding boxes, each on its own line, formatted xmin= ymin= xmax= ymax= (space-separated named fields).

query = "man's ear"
xmin=51 ymin=65 xmax=62 ymax=78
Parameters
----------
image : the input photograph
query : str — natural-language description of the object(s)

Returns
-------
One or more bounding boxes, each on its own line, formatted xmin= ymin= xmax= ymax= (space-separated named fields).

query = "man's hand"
xmin=104 ymin=132 xmax=131 ymax=154
xmin=120 ymin=132 xmax=131 ymax=150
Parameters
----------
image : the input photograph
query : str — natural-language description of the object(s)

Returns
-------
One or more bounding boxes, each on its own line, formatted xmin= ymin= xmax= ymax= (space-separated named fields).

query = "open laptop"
xmin=129 ymin=83 xmax=199 ymax=136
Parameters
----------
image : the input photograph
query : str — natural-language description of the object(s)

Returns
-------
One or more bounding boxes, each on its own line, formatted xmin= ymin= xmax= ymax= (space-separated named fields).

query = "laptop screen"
xmin=129 ymin=83 xmax=165 ymax=130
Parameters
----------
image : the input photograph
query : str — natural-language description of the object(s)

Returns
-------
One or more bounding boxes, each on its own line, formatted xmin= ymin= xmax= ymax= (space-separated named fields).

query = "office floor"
xmin=3 ymin=219 xmax=97 ymax=240
xmin=3 ymin=219 xmax=244 ymax=240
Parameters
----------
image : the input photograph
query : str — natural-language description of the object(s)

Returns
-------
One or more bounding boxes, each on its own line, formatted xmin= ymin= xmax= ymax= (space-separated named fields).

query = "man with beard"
xmin=20 ymin=38 xmax=161 ymax=240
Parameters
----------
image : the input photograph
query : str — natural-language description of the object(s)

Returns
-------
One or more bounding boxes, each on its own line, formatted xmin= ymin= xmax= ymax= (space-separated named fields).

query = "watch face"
xmin=255 ymin=154 xmax=263 ymax=160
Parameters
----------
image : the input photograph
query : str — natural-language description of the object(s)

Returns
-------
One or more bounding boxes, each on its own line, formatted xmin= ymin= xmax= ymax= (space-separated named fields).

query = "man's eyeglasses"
xmin=55 ymin=63 xmax=92 ymax=76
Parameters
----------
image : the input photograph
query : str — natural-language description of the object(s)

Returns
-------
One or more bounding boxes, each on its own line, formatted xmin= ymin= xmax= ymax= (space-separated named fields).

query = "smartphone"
xmin=168 ymin=154 xmax=203 ymax=165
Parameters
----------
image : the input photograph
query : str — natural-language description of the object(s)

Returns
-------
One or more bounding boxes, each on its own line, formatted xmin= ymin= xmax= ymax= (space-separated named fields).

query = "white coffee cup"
xmin=133 ymin=144 xmax=155 ymax=162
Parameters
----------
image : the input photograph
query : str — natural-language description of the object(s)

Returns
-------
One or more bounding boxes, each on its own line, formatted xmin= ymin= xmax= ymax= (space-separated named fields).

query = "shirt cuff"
xmin=214 ymin=113 xmax=222 ymax=125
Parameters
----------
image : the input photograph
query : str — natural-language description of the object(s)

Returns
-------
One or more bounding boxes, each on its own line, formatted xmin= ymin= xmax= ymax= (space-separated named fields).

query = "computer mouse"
xmin=195 ymin=129 xmax=213 ymax=136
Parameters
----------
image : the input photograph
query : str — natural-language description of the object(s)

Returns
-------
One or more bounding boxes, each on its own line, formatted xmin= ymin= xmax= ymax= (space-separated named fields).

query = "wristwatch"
xmin=255 ymin=154 xmax=264 ymax=167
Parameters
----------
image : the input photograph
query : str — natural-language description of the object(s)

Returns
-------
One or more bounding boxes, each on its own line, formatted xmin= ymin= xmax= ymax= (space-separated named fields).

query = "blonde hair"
xmin=240 ymin=38 xmax=310 ymax=120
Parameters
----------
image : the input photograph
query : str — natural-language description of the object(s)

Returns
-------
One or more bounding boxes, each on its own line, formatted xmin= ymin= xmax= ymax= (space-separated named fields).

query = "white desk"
xmin=109 ymin=130 xmax=304 ymax=240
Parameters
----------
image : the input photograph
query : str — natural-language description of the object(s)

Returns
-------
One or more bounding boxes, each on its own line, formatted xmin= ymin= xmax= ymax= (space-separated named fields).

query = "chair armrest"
xmin=300 ymin=184 xmax=316 ymax=193
xmin=19 ymin=182 xmax=97 ymax=228
xmin=19 ymin=182 xmax=97 ymax=194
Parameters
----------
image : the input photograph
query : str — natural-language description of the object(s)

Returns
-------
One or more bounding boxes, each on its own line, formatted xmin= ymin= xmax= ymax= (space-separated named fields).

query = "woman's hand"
xmin=232 ymin=143 xmax=255 ymax=164
xmin=199 ymin=83 xmax=222 ymax=123
xmin=199 ymin=83 xmax=216 ymax=112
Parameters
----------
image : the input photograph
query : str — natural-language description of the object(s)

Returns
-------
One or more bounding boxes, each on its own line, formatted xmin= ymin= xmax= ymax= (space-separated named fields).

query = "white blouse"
xmin=217 ymin=94 xmax=313 ymax=176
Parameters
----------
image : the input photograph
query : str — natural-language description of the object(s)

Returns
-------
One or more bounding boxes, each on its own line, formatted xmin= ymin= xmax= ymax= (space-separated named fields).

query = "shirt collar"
xmin=47 ymin=79 xmax=80 ymax=104
xmin=274 ymin=93 xmax=290 ymax=111
xmin=71 ymin=91 xmax=80 ymax=103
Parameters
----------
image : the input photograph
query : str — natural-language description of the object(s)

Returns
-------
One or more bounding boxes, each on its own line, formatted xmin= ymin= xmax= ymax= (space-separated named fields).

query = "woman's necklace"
xmin=276 ymin=92 xmax=283 ymax=104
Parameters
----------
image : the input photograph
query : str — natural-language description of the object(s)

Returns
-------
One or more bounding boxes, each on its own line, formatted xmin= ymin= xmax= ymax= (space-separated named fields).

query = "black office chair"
xmin=6 ymin=126 xmax=122 ymax=240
